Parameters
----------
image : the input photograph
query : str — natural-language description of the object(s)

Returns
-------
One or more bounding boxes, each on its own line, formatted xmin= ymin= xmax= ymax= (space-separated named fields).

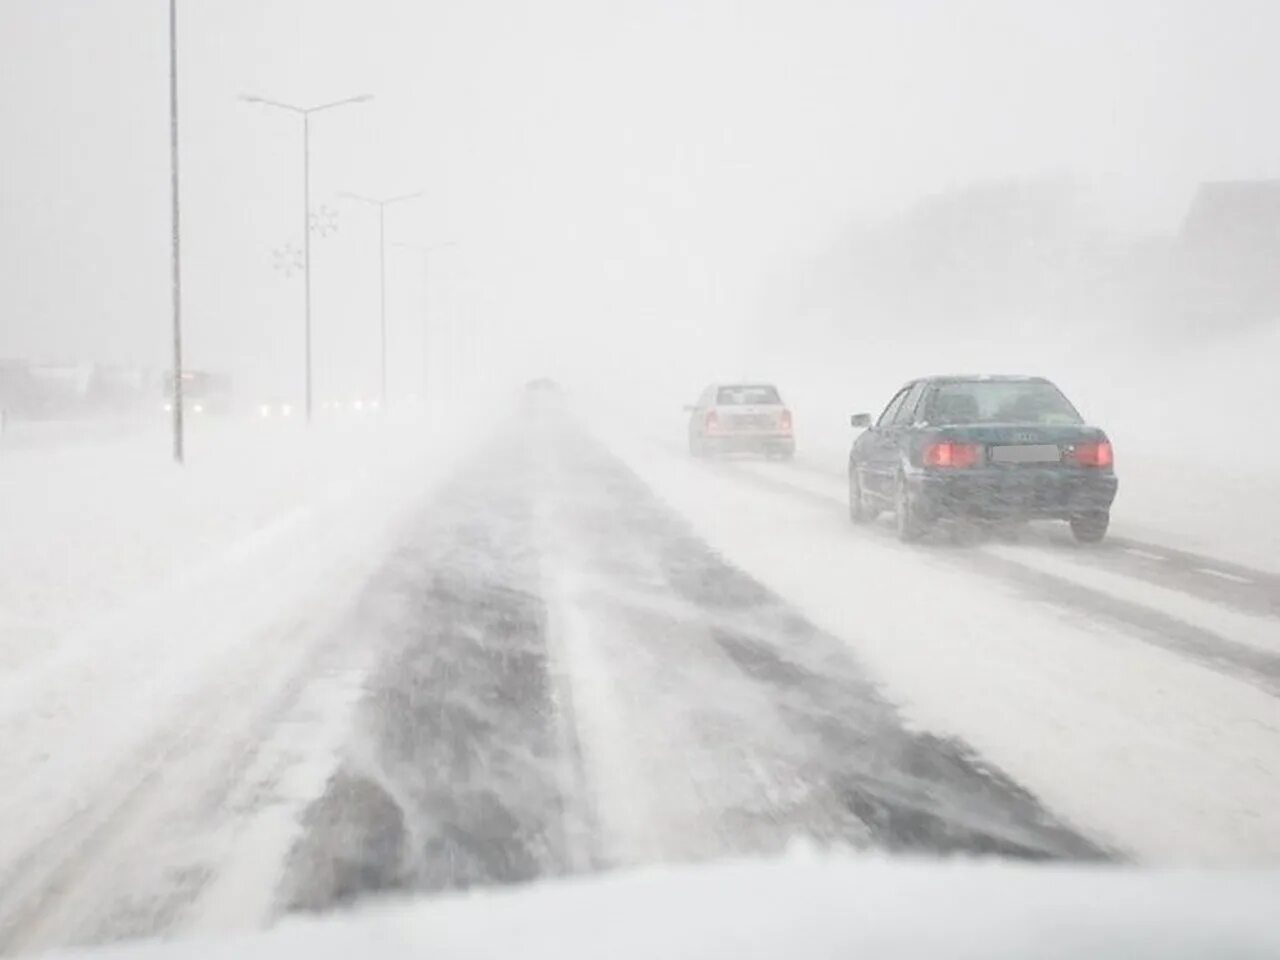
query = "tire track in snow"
xmin=283 ymin=429 xmax=585 ymax=911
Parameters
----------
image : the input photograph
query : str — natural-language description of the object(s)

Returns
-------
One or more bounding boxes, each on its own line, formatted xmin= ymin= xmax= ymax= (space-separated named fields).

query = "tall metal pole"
xmin=417 ymin=248 xmax=438 ymax=405
xmin=239 ymin=93 xmax=372 ymax=424
xmin=169 ymin=0 xmax=184 ymax=464
xmin=302 ymin=112 xmax=313 ymax=422
xmin=341 ymin=191 xmax=422 ymax=410
xmin=378 ymin=205 xmax=387 ymax=407
xmin=393 ymin=240 xmax=456 ymax=409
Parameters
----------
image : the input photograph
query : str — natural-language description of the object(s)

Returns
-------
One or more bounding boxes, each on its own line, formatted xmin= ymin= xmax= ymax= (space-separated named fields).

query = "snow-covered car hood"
xmin=58 ymin=856 xmax=1280 ymax=959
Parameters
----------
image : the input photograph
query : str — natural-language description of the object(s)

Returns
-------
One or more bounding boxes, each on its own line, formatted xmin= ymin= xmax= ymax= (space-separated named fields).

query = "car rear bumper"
xmin=910 ymin=468 xmax=1118 ymax=521
xmin=704 ymin=433 xmax=795 ymax=456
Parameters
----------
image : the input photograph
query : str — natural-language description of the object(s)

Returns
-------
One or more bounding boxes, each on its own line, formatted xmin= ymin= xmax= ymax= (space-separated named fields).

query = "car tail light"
xmin=780 ymin=409 xmax=793 ymax=433
xmin=1069 ymin=440 xmax=1113 ymax=467
xmin=705 ymin=410 xmax=720 ymax=433
xmin=924 ymin=441 xmax=982 ymax=468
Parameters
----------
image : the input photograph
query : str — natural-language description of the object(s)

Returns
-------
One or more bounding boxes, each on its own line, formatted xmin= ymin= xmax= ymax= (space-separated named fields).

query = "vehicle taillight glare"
xmin=924 ymin=441 xmax=981 ymax=468
xmin=780 ymin=409 xmax=793 ymax=433
xmin=705 ymin=410 xmax=719 ymax=433
xmin=1071 ymin=440 xmax=1113 ymax=467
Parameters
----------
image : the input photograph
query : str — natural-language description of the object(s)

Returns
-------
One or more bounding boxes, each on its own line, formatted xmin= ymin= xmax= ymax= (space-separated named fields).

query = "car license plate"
xmin=990 ymin=444 xmax=1060 ymax=464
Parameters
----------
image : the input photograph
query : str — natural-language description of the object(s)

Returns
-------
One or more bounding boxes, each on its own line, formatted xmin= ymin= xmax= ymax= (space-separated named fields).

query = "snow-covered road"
xmin=1 ymin=405 xmax=1278 ymax=955
xmin=282 ymin=410 xmax=1099 ymax=920
xmin=604 ymin=426 xmax=1280 ymax=866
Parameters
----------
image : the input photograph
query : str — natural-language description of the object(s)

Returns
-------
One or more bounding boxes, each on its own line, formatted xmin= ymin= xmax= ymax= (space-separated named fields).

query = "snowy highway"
xmin=10 ymin=3 xmax=1280 ymax=954
xmin=0 ymin=406 xmax=1278 ymax=955
xmin=285 ymin=408 xmax=1105 ymax=917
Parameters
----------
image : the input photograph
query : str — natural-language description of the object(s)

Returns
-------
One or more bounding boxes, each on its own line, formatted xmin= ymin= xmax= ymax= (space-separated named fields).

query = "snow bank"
xmin=0 ymin=407 xmax=491 ymax=948
xmin=0 ymin=412 xmax=467 ymax=669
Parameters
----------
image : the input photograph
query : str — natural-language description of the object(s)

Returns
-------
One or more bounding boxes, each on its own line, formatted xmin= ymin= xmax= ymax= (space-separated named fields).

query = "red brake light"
xmin=1070 ymin=440 xmax=1113 ymax=468
xmin=780 ymin=409 xmax=793 ymax=433
xmin=705 ymin=410 xmax=719 ymax=433
xmin=924 ymin=441 xmax=982 ymax=468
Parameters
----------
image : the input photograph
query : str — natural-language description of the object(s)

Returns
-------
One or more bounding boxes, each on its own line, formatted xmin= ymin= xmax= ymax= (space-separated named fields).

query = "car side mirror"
xmin=850 ymin=413 xmax=872 ymax=429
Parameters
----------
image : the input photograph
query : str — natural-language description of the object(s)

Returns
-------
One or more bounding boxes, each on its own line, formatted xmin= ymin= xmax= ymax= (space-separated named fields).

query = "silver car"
xmin=686 ymin=383 xmax=795 ymax=460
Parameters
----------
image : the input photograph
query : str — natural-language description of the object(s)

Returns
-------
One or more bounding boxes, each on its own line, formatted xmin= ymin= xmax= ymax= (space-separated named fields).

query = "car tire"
xmin=849 ymin=469 xmax=873 ymax=524
xmin=1070 ymin=511 xmax=1109 ymax=544
xmin=894 ymin=474 xmax=927 ymax=543
xmin=689 ymin=435 xmax=704 ymax=458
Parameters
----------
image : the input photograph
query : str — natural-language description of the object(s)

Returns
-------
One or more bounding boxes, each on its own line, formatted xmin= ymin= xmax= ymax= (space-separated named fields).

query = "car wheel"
xmin=894 ymin=474 xmax=926 ymax=543
xmin=848 ymin=469 xmax=873 ymax=524
xmin=1070 ymin=511 xmax=1109 ymax=544
xmin=689 ymin=435 xmax=704 ymax=458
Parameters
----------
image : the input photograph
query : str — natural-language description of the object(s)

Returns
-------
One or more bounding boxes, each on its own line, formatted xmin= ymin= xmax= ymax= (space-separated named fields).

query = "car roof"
xmin=711 ymin=382 xmax=780 ymax=389
xmin=916 ymin=375 xmax=1052 ymax=385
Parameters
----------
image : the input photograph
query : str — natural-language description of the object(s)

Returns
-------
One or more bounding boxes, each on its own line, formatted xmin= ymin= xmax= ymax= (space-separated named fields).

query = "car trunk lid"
xmin=931 ymin=423 xmax=1110 ymax=469
xmin=716 ymin=404 xmax=787 ymax=433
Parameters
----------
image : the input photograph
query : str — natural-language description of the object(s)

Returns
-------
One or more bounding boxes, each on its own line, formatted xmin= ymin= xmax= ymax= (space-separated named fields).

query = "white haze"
xmin=3 ymin=0 xmax=1280 ymax=407
xmin=6 ymin=7 xmax=1280 ymax=950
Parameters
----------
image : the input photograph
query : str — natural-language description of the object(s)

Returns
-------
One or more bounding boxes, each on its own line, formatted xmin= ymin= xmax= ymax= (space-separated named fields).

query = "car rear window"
xmin=716 ymin=385 xmax=781 ymax=405
xmin=926 ymin=380 xmax=1083 ymax=425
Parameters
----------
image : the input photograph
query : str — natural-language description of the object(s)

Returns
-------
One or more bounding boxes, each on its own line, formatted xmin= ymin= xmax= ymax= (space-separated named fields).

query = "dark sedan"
xmin=848 ymin=376 xmax=1118 ymax=543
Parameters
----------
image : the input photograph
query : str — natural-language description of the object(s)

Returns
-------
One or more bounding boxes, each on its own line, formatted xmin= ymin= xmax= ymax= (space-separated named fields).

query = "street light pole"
xmin=169 ymin=0 xmax=183 ymax=464
xmin=301 ymin=111 xmax=312 ymax=422
xmin=378 ymin=205 xmax=386 ymax=405
xmin=240 ymin=93 xmax=373 ymax=422
xmin=341 ymin=191 xmax=423 ymax=408
xmin=394 ymin=240 xmax=457 ymax=407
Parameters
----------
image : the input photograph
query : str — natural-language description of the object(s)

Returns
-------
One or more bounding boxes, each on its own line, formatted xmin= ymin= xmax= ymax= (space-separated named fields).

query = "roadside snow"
xmin=0 ymin=410 xmax=483 ymax=951
xmin=0 ymin=417 xmax=413 ymax=668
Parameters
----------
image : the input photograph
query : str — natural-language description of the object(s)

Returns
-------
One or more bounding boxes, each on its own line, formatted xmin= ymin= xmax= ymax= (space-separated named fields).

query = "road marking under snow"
xmin=1194 ymin=567 xmax=1256 ymax=586
xmin=1122 ymin=547 xmax=1169 ymax=562
xmin=986 ymin=545 xmax=1280 ymax=656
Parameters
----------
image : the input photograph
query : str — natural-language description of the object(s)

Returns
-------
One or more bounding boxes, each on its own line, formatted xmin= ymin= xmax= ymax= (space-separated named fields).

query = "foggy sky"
xmin=2 ymin=0 xmax=1278 ymax=399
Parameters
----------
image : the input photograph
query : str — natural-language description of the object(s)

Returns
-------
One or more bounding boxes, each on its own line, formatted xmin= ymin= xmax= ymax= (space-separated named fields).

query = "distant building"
xmin=815 ymin=178 xmax=1135 ymax=336
xmin=0 ymin=360 xmax=160 ymax=419
xmin=0 ymin=359 xmax=35 ymax=417
xmin=1174 ymin=180 xmax=1280 ymax=329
